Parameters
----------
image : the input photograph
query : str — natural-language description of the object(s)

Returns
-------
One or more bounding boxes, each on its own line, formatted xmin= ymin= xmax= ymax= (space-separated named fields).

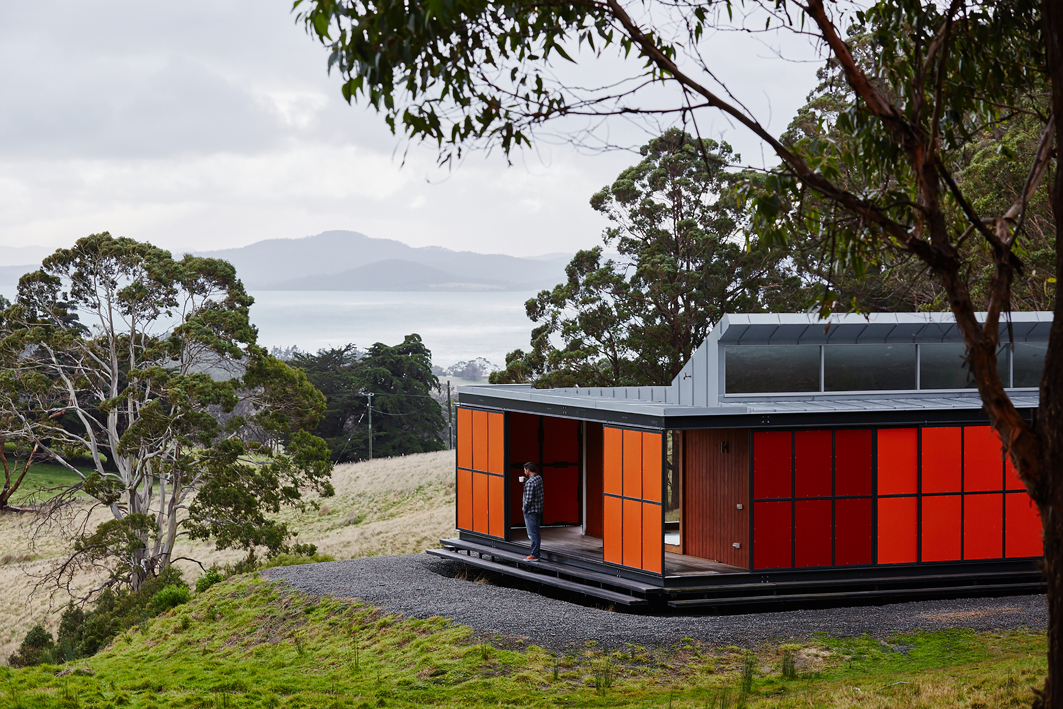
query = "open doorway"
xmin=508 ymin=413 xmax=600 ymax=557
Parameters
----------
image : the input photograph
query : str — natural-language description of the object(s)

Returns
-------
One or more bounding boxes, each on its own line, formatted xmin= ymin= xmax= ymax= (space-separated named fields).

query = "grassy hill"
xmin=0 ymin=573 xmax=1048 ymax=707
xmin=0 ymin=450 xmax=457 ymax=663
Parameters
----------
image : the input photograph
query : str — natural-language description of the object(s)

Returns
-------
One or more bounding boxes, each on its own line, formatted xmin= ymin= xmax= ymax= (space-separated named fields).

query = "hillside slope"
xmin=0 ymin=450 xmax=456 ymax=662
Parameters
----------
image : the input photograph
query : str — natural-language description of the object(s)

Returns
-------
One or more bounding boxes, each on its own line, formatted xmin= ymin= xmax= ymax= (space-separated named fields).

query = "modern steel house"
xmin=429 ymin=313 xmax=1049 ymax=609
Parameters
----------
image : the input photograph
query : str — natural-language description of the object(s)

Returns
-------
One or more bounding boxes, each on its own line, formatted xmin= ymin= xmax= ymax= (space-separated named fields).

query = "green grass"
xmin=3 ymin=461 xmax=90 ymax=503
xmin=0 ymin=575 xmax=1047 ymax=708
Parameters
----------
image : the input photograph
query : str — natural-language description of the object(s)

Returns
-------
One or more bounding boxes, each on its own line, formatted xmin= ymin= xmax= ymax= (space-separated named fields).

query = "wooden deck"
xmin=509 ymin=525 xmax=746 ymax=577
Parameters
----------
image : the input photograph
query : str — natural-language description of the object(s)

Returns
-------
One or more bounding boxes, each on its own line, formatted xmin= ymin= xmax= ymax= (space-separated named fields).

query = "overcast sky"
xmin=0 ymin=1 xmax=826 ymax=261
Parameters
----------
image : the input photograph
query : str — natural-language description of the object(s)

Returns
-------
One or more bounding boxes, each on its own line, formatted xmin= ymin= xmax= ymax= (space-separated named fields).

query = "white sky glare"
xmin=0 ymin=0 xmax=825 ymax=260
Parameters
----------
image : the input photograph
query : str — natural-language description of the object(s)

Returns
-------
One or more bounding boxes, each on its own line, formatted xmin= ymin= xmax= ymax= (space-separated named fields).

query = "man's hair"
xmin=523 ymin=462 xmax=536 ymax=472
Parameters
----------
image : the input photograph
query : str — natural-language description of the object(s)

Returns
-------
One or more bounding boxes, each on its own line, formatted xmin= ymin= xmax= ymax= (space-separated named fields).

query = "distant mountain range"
xmin=0 ymin=231 xmax=573 ymax=293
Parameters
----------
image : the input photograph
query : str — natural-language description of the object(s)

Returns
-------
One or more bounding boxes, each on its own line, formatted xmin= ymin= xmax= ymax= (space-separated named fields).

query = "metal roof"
xmin=458 ymin=312 xmax=1049 ymax=423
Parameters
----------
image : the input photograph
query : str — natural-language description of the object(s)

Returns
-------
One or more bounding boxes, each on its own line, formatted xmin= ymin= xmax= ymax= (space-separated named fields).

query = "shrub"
xmin=196 ymin=569 xmax=225 ymax=594
xmin=151 ymin=585 xmax=191 ymax=614
xmin=9 ymin=625 xmax=56 ymax=667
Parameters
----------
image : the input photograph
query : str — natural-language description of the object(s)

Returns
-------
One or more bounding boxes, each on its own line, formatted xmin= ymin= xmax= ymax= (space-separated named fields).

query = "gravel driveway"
xmin=263 ymin=554 xmax=1047 ymax=650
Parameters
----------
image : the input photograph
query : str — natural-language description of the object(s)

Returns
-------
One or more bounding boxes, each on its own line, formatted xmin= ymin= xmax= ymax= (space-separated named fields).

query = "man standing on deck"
xmin=522 ymin=462 xmax=544 ymax=561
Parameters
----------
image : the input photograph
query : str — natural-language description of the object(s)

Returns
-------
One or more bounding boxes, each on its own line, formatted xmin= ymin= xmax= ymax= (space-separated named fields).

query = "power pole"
xmin=367 ymin=391 xmax=374 ymax=460
xmin=447 ymin=380 xmax=453 ymax=449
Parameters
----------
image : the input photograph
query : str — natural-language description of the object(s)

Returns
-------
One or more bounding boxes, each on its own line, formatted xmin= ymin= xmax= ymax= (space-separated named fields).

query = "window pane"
xmin=1013 ymin=343 xmax=1047 ymax=387
xmin=920 ymin=344 xmax=1009 ymax=389
xmin=824 ymin=344 xmax=916 ymax=391
xmin=725 ymin=345 xmax=820 ymax=393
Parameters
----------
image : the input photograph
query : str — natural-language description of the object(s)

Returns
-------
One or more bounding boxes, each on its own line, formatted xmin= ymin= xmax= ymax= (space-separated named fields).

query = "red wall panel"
xmin=641 ymin=503 xmax=662 ymax=573
xmin=508 ymin=412 xmax=540 ymax=523
xmin=835 ymin=429 xmax=873 ymax=496
xmin=1005 ymin=492 xmax=1043 ymax=558
xmin=543 ymin=415 xmax=579 ymax=463
xmin=623 ymin=429 xmax=643 ymax=499
xmin=878 ymin=428 xmax=918 ymax=495
xmin=964 ymin=426 xmax=1003 ymax=492
xmin=641 ymin=432 xmax=662 ymax=503
xmin=472 ymin=410 xmax=489 ymax=473
xmin=834 ymin=498 xmax=873 ymax=565
xmin=604 ymin=427 xmax=623 ymax=496
xmin=473 ymin=472 xmax=489 ymax=534
xmin=964 ymin=493 xmax=1003 ymax=560
xmin=754 ymin=431 xmax=792 ymax=499
xmin=921 ymin=495 xmax=961 ymax=562
xmin=457 ymin=408 xmax=472 ymax=470
xmin=1006 ymin=455 xmax=1026 ymax=491
xmin=604 ymin=495 xmax=622 ymax=564
xmin=794 ymin=499 xmax=832 ymax=567
xmin=622 ymin=498 xmax=642 ymax=568
xmin=457 ymin=468 xmax=472 ymax=530
xmin=878 ymin=496 xmax=917 ymax=563
xmin=487 ymin=412 xmax=505 ymax=475
xmin=753 ymin=500 xmax=792 ymax=569
xmin=795 ymin=430 xmax=832 ymax=498
xmin=488 ymin=474 xmax=505 ymax=538
xmin=922 ymin=427 xmax=961 ymax=494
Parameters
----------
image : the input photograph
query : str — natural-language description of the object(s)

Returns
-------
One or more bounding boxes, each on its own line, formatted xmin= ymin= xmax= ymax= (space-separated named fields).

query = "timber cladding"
xmin=683 ymin=429 xmax=751 ymax=569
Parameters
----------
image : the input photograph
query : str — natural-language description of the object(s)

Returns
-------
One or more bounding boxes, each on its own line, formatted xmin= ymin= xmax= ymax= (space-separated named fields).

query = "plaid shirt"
xmin=522 ymin=473 xmax=544 ymax=515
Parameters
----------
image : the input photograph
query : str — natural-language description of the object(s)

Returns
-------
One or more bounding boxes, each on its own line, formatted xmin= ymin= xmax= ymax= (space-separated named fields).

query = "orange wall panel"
xmin=622 ymin=498 xmax=642 ymax=568
xmin=623 ymin=429 xmax=643 ymax=499
xmin=604 ymin=495 xmax=623 ymax=564
xmin=877 ymin=428 xmax=918 ymax=495
xmin=457 ymin=408 xmax=472 ymax=469
xmin=487 ymin=412 xmax=505 ymax=475
xmin=877 ymin=496 xmax=917 ymax=563
xmin=921 ymin=495 xmax=961 ymax=562
xmin=964 ymin=426 xmax=1003 ymax=492
xmin=641 ymin=432 xmax=663 ymax=503
xmin=457 ymin=468 xmax=472 ymax=530
xmin=472 ymin=410 xmax=489 ymax=472
xmin=964 ymin=493 xmax=1002 ymax=560
xmin=488 ymin=474 xmax=505 ymax=538
xmin=472 ymin=472 xmax=490 ymax=533
xmin=604 ymin=427 xmax=623 ymax=496
xmin=922 ymin=427 xmax=961 ymax=493
xmin=1005 ymin=492 xmax=1043 ymax=558
xmin=641 ymin=503 xmax=662 ymax=573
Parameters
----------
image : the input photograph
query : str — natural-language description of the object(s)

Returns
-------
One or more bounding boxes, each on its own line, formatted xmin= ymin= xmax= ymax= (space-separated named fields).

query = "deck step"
xmin=667 ymin=581 xmax=1044 ymax=609
xmin=438 ymin=538 xmax=662 ymax=595
xmin=427 ymin=548 xmax=648 ymax=606
xmin=670 ymin=569 xmax=1044 ymax=596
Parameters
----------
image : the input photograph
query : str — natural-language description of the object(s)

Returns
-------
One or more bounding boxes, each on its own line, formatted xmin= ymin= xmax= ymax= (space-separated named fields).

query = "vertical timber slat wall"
xmin=683 ymin=429 xmax=750 ymax=568
xmin=455 ymin=407 xmax=507 ymax=538
xmin=603 ymin=427 xmax=664 ymax=574
xmin=750 ymin=425 xmax=1043 ymax=570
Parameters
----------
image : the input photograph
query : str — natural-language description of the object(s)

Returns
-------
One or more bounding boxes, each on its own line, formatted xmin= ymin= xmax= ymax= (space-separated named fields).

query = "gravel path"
xmin=263 ymin=555 xmax=1047 ymax=650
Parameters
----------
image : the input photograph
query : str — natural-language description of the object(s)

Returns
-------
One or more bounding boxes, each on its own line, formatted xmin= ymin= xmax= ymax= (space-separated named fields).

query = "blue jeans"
xmin=523 ymin=512 xmax=542 ymax=559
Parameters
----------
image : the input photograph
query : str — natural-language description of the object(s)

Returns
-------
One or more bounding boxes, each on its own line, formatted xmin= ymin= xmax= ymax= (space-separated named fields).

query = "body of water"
xmin=249 ymin=290 xmax=537 ymax=368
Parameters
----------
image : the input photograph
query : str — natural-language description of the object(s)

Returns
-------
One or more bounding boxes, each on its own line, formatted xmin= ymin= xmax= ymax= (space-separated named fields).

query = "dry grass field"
xmin=0 ymin=449 xmax=456 ymax=664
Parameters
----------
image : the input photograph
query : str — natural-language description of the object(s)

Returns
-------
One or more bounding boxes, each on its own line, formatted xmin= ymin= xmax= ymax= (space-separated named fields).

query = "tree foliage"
xmin=493 ymin=129 xmax=808 ymax=387
xmin=298 ymin=0 xmax=1063 ymax=701
xmin=291 ymin=335 xmax=446 ymax=462
xmin=0 ymin=233 xmax=333 ymax=594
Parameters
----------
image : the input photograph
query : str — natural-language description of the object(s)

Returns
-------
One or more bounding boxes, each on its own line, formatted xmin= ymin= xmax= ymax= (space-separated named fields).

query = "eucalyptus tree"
xmin=0 ymin=233 xmax=333 ymax=595
xmin=297 ymin=0 xmax=1063 ymax=701
xmin=492 ymin=129 xmax=805 ymax=387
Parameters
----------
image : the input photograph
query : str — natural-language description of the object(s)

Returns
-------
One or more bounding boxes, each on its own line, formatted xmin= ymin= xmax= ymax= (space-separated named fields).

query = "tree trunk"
xmin=1040 ymin=0 xmax=1063 ymax=705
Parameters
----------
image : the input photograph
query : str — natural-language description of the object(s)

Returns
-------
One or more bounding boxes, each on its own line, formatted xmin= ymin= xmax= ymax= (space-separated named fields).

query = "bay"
xmin=248 ymin=290 xmax=536 ymax=368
